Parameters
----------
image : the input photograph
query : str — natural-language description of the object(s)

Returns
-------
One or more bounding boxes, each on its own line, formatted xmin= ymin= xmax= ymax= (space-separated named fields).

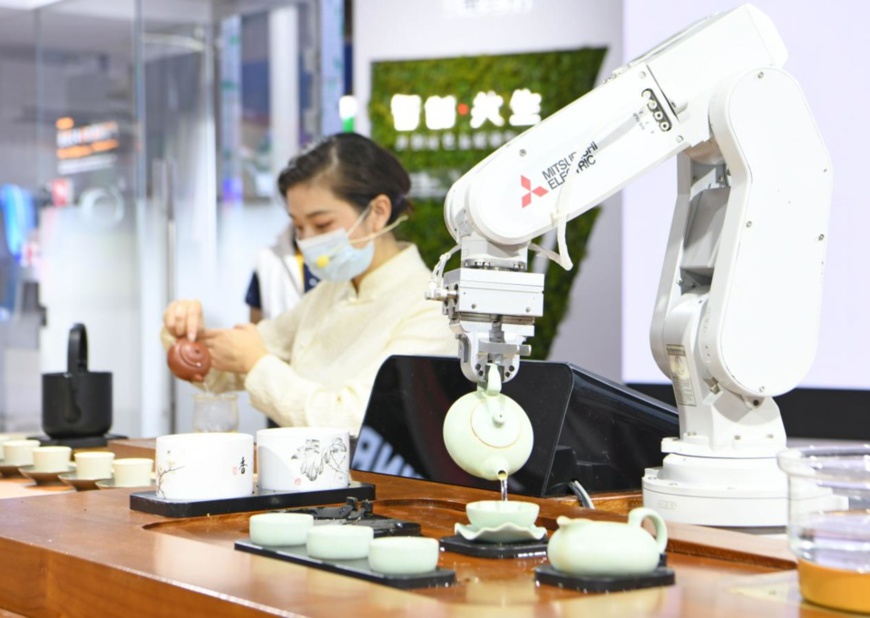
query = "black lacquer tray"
xmin=534 ymin=554 xmax=675 ymax=593
xmin=235 ymin=539 xmax=455 ymax=590
xmin=439 ymin=534 xmax=548 ymax=558
xmin=130 ymin=481 xmax=375 ymax=518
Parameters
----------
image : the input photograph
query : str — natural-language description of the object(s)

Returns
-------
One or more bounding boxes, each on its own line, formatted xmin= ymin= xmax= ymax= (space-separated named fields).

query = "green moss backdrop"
xmin=369 ymin=48 xmax=606 ymax=359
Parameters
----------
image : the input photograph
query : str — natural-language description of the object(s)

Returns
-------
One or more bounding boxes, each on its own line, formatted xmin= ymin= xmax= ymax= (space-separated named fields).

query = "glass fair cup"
xmin=193 ymin=392 xmax=239 ymax=433
xmin=778 ymin=445 xmax=870 ymax=613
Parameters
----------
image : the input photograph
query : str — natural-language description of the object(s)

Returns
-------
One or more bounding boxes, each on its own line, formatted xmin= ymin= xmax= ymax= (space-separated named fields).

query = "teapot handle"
xmin=67 ymin=323 xmax=89 ymax=374
xmin=64 ymin=323 xmax=89 ymax=424
xmin=627 ymin=507 xmax=668 ymax=555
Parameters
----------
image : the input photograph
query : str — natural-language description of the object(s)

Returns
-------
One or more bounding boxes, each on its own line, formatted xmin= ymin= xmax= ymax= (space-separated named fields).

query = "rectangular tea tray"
xmin=234 ymin=539 xmax=456 ymax=590
xmin=130 ymin=482 xmax=375 ymax=518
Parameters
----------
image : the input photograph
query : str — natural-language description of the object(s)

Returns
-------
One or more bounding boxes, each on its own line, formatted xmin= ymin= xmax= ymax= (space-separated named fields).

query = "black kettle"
xmin=42 ymin=323 xmax=112 ymax=439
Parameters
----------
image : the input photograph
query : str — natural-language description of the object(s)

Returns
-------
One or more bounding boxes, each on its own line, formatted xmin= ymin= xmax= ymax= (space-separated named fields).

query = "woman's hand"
xmin=200 ymin=324 xmax=269 ymax=374
xmin=164 ymin=300 xmax=205 ymax=341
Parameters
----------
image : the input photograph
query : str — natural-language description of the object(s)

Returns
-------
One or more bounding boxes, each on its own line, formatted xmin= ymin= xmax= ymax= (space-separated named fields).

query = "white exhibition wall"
xmin=621 ymin=0 xmax=869 ymax=389
xmin=356 ymin=0 xmax=868 ymax=392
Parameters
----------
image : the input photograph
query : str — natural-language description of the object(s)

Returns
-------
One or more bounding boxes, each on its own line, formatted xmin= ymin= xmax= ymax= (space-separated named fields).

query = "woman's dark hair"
xmin=277 ymin=133 xmax=413 ymax=224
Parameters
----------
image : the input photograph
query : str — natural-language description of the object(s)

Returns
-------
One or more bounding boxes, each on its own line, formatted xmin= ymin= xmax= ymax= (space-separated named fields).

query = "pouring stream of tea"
xmin=498 ymin=470 xmax=508 ymax=501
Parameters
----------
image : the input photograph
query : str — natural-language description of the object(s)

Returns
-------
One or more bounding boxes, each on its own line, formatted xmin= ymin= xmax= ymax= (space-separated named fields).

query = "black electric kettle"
xmin=42 ymin=323 xmax=112 ymax=439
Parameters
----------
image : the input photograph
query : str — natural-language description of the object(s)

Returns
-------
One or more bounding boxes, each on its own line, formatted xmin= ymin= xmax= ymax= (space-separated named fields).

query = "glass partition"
xmin=0 ymin=0 xmax=342 ymax=438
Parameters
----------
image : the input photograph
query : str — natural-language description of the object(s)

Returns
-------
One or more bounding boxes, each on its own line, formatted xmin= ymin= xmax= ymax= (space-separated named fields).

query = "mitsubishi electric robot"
xmin=427 ymin=4 xmax=832 ymax=526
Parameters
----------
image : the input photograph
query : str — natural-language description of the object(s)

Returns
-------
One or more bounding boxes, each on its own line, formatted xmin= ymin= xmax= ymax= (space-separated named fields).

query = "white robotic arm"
xmin=429 ymin=4 xmax=832 ymax=525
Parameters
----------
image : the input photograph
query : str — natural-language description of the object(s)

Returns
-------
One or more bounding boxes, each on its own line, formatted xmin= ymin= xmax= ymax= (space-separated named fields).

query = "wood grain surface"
xmin=0 ymin=439 xmax=847 ymax=617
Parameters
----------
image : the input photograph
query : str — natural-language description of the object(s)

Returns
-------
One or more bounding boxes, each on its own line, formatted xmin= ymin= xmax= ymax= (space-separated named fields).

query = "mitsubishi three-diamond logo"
xmin=520 ymin=175 xmax=548 ymax=208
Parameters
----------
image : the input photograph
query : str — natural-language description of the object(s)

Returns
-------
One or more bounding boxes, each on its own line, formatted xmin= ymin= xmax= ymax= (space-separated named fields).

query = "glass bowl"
xmin=778 ymin=445 xmax=870 ymax=613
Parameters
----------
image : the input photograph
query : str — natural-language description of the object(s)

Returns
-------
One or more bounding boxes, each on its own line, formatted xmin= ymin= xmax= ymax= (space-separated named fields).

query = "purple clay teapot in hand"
xmin=167 ymin=339 xmax=212 ymax=382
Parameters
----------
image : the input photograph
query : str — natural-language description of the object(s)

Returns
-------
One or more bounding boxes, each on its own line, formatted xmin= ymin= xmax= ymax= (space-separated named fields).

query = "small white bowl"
xmin=368 ymin=536 xmax=440 ymax=575
xmin=250 ymin=513 xmax=314 ymax=547
xmin=306 ymin=524 xmax=373 ymax=560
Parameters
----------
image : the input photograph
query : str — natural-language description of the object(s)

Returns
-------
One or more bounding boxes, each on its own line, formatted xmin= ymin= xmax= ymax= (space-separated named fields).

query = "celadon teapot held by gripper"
xmin=442 ymin=364 xmax=534 ymax=481
xmin=547 ymin=507 xmax=669 ymax=577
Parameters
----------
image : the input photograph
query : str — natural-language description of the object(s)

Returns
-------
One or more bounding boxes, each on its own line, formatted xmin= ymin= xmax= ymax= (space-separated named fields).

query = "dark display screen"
xmin=352 ymin=355 xmax=679 ymax=497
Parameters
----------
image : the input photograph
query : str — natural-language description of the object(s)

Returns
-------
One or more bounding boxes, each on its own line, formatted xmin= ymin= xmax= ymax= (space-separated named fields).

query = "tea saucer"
xmin=58 ymin=472 xmax=110 ymax=491
xmin=455 ymin=522 xmax=548 ymax=544
xmin=95 ymin=476 xmax=155 ymax=490
xmin=19 ymin=465 xmax=76 ymax=486
xmin=0 ymin=460 xmax=25 ymax=478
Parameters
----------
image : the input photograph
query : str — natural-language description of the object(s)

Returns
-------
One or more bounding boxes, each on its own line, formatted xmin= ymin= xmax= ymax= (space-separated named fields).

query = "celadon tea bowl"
xmin=465 ymin=500 xmax=540 ymax=530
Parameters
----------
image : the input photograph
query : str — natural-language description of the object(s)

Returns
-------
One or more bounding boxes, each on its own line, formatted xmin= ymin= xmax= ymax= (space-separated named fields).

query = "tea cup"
xmin=74 ymin=451 xmax=115 ymax=479
xmin=0 ymin=434 xmax=29 ymax=460
xmin=368 ymin=536 xmax=440 ymax=575
xmin=306 ymin=524 xmax=373 ymax=560
xmin=249 ymin=513 xmax=314 ymax=547
xmin=112 ymin=458 xmax=154 ymax=487
xmin=32 ymin=446 xmax=72 ymax=472
xmin=155 ymin=432 xmax=253 ymax=500
xmin=465 ymin=500 xmax=540 ymax=530
xmin=257 ymin=427 xmax=350 ymax=492
xmin=2 ymin=439 xmax=41 ymax=466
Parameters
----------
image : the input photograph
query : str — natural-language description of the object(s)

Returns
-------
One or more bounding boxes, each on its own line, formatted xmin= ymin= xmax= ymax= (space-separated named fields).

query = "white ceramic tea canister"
xmin=547 ymin=507 xmax=668 ymax=577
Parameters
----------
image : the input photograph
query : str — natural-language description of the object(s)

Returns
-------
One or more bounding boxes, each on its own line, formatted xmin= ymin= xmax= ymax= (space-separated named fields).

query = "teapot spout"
xmin=477 ymin=456 xmax=510 ymax=481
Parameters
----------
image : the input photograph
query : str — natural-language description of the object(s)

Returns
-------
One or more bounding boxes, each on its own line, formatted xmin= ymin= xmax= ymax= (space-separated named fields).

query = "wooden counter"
xmin=0 ymin=440 xmax=844 ymax=617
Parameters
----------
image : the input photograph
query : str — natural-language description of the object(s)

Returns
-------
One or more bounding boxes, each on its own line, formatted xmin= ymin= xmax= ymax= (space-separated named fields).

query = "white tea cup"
xmin=306 ymin=524 xmax=373 ymax=560
xmin=74 ymin=451 xmax=115 ymax=479
xmin=32 ymin=446 xmax=72 ymax=472
xmin=257 ymin=427 xmax=350 ymax=492
xmin=368 ymin=536 xmax=440 ymax=575
xmin=3 ymin=439 xmax=41 ymax=466
xmin=249 ymin=512 xmax=314 ymax=546
xmin=155 ymin=432 xmax=253 ymax=500
xmin=0 ymin=434 xmax=29 ymax=460
xmin=112 ymin=458 xmax=154 ymax=487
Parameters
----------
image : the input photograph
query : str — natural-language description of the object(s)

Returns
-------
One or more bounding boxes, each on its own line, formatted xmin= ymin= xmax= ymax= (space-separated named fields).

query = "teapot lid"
xmin=467 ymin=365 xmax=524 ymax=446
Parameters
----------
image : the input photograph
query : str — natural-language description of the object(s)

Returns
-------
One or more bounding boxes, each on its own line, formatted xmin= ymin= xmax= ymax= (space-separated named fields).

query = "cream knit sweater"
xmin=165 ymin=244 xmax=456 ymax=436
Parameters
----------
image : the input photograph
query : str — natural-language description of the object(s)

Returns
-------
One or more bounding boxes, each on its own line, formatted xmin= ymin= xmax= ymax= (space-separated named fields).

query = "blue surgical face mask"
xmin=297 ymin=228 xmax=374 ymax=282
xmin=296 ymin=207 xmax=375 ymax=282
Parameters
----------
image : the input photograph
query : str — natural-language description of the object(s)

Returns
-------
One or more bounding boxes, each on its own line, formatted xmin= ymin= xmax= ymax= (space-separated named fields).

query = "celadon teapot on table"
xmin=442 ymin=364 xmax=534 ymax=480
xmin=547 ymin=507 xmax=668 ymax=577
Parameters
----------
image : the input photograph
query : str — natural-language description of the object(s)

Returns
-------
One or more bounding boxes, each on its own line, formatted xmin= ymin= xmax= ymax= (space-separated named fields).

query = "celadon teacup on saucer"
xmin=547 ymin=507 xmax=668 ymax=577
xmin=456 ymin=500 xmax=547 ymax=543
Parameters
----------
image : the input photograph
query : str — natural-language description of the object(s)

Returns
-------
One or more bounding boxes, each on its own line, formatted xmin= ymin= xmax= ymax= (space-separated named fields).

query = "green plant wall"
xmin=369 ymin=48 xmax=606 ymax=360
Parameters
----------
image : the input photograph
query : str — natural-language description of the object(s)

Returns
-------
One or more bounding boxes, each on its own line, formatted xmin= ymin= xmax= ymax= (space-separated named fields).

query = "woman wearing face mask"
xmin=161 ymin=133 xmax=457 ymax=435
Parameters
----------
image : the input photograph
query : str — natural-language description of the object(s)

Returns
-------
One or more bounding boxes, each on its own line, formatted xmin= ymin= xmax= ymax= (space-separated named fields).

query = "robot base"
xmin=642 ymin=452 xmax=787 ymax=527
